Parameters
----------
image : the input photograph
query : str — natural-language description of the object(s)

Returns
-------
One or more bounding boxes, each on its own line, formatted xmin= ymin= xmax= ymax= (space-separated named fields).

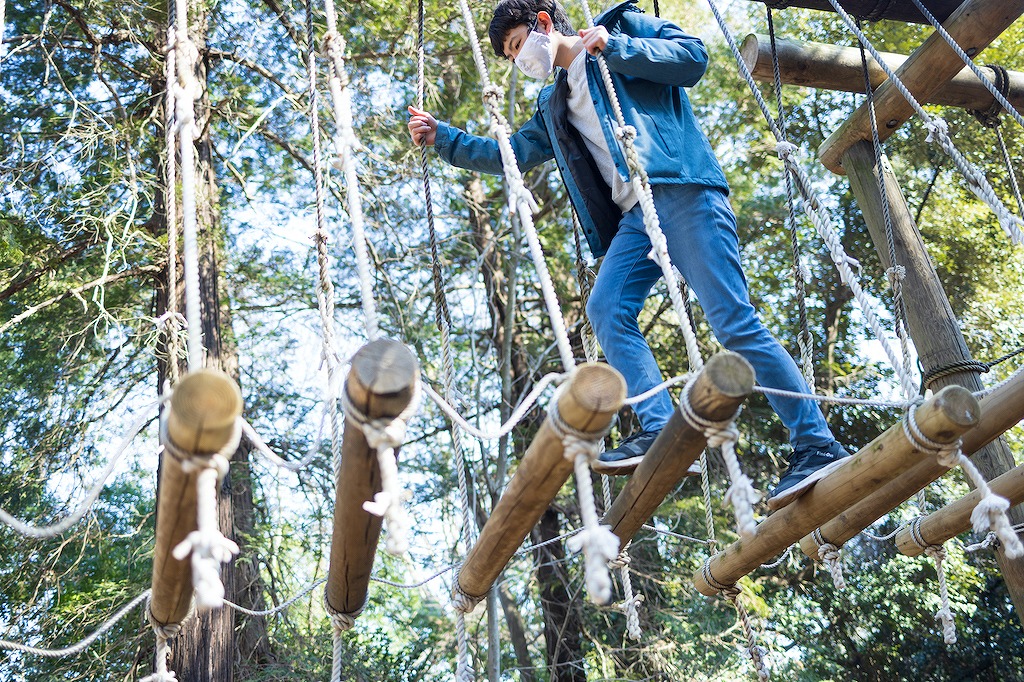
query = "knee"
xmin=586 ymin=295 xmax=610 ymax=337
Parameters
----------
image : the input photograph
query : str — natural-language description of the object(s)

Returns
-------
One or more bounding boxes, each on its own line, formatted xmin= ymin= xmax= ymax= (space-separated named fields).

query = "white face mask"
xmin=515 ymin=28 xmax=553 ymax=80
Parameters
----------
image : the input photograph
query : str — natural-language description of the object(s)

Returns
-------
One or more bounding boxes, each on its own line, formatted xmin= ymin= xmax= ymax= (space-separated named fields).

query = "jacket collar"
xmin=594 ymin=0 xmax=641 ymax=26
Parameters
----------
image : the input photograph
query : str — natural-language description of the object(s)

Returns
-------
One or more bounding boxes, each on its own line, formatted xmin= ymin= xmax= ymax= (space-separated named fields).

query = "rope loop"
xmin=814 ymin=529 xmax=846 ymax=591
xmin=968 ymin=64 xmax=1009 ymax=128
xmin=923 ymin=544 xmax=957 ymax=644
xmin=451 ymin=573 xmax=486 ymax=614
xmin=775 ymin=140 xmax=798 ymax=160
xmin=901 ymin=402 xmax=961 ymax=465
xmin=324 ymin=592 xmax=363 ymax=634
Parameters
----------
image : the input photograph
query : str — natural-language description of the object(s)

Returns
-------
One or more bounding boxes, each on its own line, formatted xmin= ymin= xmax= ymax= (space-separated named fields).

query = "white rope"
xmin=162 ymin=26 xmax=182 ymax=386
xmin=142 ymin=603 xmax=189 ymax=682
xmin=679 ymin=377 xmax=758 ymax=540
xmin=822 ymin=0 xmax=1024 ymax=245
xmin=0 ymin=401 xmax=160 ymax=537
xmin=578 ymin=0 xmax=703 ymax=373
xmin=705 ymin=0 xmax=922 ymax=398
xmin=240 ymin=412 xmax=327 ymax=472
xmin=421 ymin=371 xmax=566 ymax=441
xmin=0 ymin=589 xmax=151 ymax=658
xmin=455 ymin=0 xmax=575 ymax=371
xmin=171 ymin=0 xmax=204 ymax=370
xmin=964 ymin=531 xmax=998 ymax=553
xmin=339 ymin=377 xmax=422 ymax=556
xmin=608 ymin=550 xmax=644 ymax=640
xmin=549 ymin=391 xmax=619 ymax=605
xmin=223 ymin=578 xmax=328 ymax=617
xmin=322 ymin=4 xmax=380 ymax=341
xmin=0 ymin=0 xmax=7 ymax=63
xmin=958 ymin=455 xmax=1024 ymax=559
xmin=923 ymin=544 xmax=957 ymax=645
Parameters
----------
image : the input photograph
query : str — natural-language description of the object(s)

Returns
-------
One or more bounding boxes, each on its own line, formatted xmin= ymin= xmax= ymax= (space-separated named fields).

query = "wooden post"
xmin=744 ymin=0 xmax=965 ymax=24
xmin=842 ymin=139 xmax=1024 ymax=622
xmin=895 ymin=463 xmax=1024 ymax=556
xmin=326 ymin=339 xmax=418 ymax=618
xmin=151 ymin=369 xmax=243 ymax=627
xmin=799 ymin=368 xmax=1024 ymax=559
xmin=603 ymin=352 xmax=754 ymax=546
xmin=739 ymin=34 xmax=1024 ymax=112
xmin=456 ymin=363 xmax=625 ymax=602
xmin=692 ymin=385 xmax=978 ymax=596
xmin=818 ymin=0 xmax=1024 ymax=174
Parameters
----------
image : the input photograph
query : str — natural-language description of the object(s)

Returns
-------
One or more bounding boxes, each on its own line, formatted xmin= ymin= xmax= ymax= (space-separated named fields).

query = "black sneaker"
xmin=767 ymin=441 xmax=851 ymax=511
xmin=591 ymin=430 xmax=660 ymax=475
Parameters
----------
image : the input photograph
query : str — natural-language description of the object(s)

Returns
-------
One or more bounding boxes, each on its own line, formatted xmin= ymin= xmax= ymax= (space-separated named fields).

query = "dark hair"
xmin=488 ymin=0 xmax=575 ymax=57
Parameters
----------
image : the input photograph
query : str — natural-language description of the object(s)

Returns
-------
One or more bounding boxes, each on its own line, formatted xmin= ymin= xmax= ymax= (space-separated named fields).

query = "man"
xmin=407 ymin=0 xmax=849 ymax=509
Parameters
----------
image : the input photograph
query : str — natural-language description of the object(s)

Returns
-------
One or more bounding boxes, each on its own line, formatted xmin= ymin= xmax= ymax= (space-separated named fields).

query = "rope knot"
xmin=924 ymin=117 xmax=949 ymax=143
xmin=885 ymin=264 xmax=906 ymax=288
xmin=615 ymin=124 xmax=637 ymax=144
xmin=817 ymin=541 xmax=846 ymax=590
xmin=775 ymin=140 xmax=798 ymax=160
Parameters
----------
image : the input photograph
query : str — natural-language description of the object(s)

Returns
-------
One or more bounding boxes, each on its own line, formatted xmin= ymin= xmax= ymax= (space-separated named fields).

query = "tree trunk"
xmin=534 ymin=509 xmax=586 ymax=682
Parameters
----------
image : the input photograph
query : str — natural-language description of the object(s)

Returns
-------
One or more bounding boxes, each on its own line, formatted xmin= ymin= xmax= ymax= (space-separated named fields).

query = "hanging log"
xmin=743 ymin=0 xmax=964 ymax=24
xmin=818 ymin=0 xmax=1024 ymax=174
xmin=740 ymin=34 xmax=1024 ymax=112
xmin=326 ymin=339 xmax=419 ymax=618
xmin=692 ymin=385 xmax=978 ymax=596
xmin=603 ymin=352 xmax=754 ymax=546
xmin=456 ymin=363 xmax=625 ymax=603
xmin=799 ymin=368 xmax=1024 ymax=560
xmin=150 ymin=369 xmax=243 ymax=627
xmin=895 ymin=462 xmax=1024 ymax=556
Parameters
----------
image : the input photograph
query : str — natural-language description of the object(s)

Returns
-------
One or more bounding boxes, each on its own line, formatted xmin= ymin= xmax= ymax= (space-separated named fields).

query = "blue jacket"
xmin=434 ymin=0 xmax=728 ymax=256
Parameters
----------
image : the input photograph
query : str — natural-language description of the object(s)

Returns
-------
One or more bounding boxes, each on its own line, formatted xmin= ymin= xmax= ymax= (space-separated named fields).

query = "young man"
xmin=407 ymin=0 xmax=849 ymax=509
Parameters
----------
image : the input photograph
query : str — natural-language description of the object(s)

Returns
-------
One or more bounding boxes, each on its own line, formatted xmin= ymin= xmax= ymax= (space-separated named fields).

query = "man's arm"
xmin=408 ymin=105 xmax=555 ymax=175
xmin=581 ymin=18 xmax=708 ymax=88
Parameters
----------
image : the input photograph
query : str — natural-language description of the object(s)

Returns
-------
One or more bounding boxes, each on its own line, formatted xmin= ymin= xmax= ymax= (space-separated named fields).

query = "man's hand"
xmin=578 ymin=26 xmax=610 ymax=56
xmin=407 ymin=105 xmax=438 ymax=146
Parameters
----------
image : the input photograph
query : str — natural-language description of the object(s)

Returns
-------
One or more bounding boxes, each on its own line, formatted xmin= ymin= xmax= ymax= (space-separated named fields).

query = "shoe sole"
xmin=766 ymin=458 xmax=847 ymax=511
xmin=591 ymin=457 xmax=705 ymax=477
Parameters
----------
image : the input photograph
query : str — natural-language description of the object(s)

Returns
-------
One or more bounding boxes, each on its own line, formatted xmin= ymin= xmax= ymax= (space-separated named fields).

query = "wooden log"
xmin=456 ymin=363 xmax=625 ymax=602
xmin=326 ymin=339 xmax=419 ymax=617
xmin=818 ymin=0 xmax=1024 ymax=174
xmin=895 ymin=463 xmax=1024 ymax=556
xmin=604 ymin=352 xmax=754 ymax=546
xmin=740 ymin=33 xmax=1024 ymax=112
xmin=843 ymin=138 xmax=1024 ymax=623
xmin=151 ymin=369 xmax=243 ymax=627
xmin=743 ymin=0 xmax=964 ymax=24
xmin=799 ymin=368 xmax=1024 ymax=559
xmin=692 ymin=385 xmax=978 ymax=596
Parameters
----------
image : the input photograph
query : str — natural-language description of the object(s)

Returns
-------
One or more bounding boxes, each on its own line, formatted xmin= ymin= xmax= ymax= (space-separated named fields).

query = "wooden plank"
xmin=151 ymin=369 xmax=243 ymax=626
xmin=326 ymin=339 xmax=419 ymax=617
xmin=692 ymin=385 xmax=978 ymax=595
xmin=603 ymin=352 xmax=754 ymax=546
xmin=456 ymin=363 xmax=625 ymax=601
xmin=818 ymin=0 xmax=1024 ymax=174
xmin=798 ymin=368 xmax=1024 ymax=559
xmin=895 ymin=463 xmax=1024 ymax=556
xmin=743 ymin=0 xmax=964 ymax=24
xmin=740 ymin=33 xmax=1024 ymax=112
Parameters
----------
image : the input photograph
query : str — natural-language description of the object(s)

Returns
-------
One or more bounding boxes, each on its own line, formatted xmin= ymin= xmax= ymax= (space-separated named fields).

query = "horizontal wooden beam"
xmin=693 ymin=385 xmax=978 ymax=595
xmin=799 ymin=367 xmax=1024 ymax=560
xmin=151 ymin=369 xmax=243 ymax=627
xmin=603 ymin=352 xmax=754 ymax=547
xmin=895 ymin=462 xmax=1024 ymax=556
xmin=456 ymin=363 xmax=625 ymax=603
xmin=741 ymin=33 xmax=1024 ymax=112
xmin=743 ymin=0 xmax=964 ymax=24
xmin=818 ymin=0 xmax=1024 ymax=174
xmin=326 ymin=339 xmax=419 ymax=618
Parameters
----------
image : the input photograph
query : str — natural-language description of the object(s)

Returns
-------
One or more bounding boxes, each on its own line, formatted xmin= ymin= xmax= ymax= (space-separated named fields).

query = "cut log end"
xmin=166 ymin=369 xmax=243 ymax=454
xmin=350 ymin=339 xmax=419 ymax=400
xmin=932 ymin=385 xmax=981 ymax=431
xmin=563 ymin=363 xmax=627 ymax=428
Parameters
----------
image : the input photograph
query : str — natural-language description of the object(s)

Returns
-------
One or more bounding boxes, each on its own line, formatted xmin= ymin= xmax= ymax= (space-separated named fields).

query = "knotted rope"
xmin=161 ymin=412 xmax=242 ymax=609
xmin=608 ymin=549 xmax=644 ymax=640
xmin=142 ymin=601 xmax=192 ymax=682
xmin=812 ymin=528 xmax=846 ymax=590
xmin=902 ymin=405 xmax=1023 ymax=558
xmin=339 ymin=377 xmax=422 ymax=556
xmin=548 ymin=394 xmax=619 ymax=605
xmin=923 ymin=544 xmax=957 ymax=645
xmin=679 ymin=376 xmax=757 ymax=540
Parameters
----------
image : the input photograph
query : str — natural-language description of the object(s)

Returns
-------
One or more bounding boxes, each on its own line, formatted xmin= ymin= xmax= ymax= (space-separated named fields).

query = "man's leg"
xmin=586 ymin=207 xmax=673 ymax=433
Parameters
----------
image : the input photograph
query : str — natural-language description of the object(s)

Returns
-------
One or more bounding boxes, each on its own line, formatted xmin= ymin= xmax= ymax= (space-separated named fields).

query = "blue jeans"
xmin=585 ymin=183 xmax=834 ymax=451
